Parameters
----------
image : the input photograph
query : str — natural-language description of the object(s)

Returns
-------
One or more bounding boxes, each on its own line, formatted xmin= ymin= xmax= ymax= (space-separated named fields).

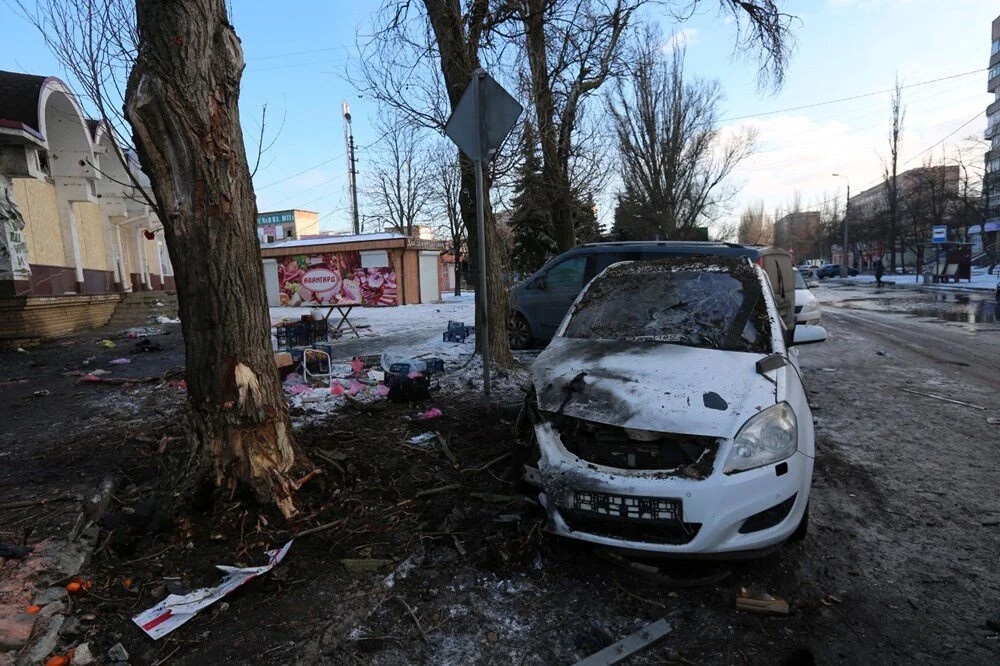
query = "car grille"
xmin=546 ymin=414 xmax=719 ymax=476
xmin=561 ymin=508 xmax=701 ymax=545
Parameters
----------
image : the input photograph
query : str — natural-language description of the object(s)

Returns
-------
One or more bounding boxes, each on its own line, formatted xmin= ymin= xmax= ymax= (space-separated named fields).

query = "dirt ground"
xmin=1 ymin=285 xmax=999 ymax=665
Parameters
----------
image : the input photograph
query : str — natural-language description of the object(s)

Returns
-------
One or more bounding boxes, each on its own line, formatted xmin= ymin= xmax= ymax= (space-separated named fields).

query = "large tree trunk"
xmin=424 ymin=1 xmax=513 ymax=367
xmin=126 ymin=0 xmax=301 ymax=516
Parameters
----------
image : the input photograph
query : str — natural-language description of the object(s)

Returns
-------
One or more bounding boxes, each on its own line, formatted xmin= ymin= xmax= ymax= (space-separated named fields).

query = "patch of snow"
xmin=155 ymin=315 xmax=181 ymax=324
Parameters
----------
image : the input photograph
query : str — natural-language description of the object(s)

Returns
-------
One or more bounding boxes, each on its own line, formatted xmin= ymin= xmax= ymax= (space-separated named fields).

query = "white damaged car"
xmin=522 ymin=256 xmax=827 ymax=557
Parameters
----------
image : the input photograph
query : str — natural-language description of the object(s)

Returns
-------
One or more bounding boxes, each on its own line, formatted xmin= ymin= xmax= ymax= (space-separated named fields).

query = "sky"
xmin=0 ymin=0 xmax=996 ymax=236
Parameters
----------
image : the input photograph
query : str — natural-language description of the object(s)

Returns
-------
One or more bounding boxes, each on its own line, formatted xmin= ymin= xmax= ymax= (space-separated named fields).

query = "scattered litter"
xmin=109 ymin=358 xmax=131 ymax=365
xmin=820 ymin=368 xmax=836 ymax=372
xmin=736 ymin=588 xmax=790 ymax=615
xmin=443 ymin=320 xmax=471 ymax=343
xmin=899 ymin=387 xmax=985 ymax=411
xmin=572 ymin=618 xmax=672 ymax=666
xmin=383 ymin=549 xmax=424 ymax=589
xmin=330 ymin=383 xmax=345 ymax=396
xmin=819 ymin=594 xmax=843 ymax=606
xmin=16 ymin=347 xmax=29 ymax=354
xmin=133 ymin=541 xmax=292 ymax=639
xmin=133 ymin=339 xmax=164 ymax=353
xmin=81 ymin=355 xmax=95 ymax=366
xmin=122 ymin=326 xmax=162 ymax=338
xmin=155 ymin=315 xmax=180 ymax=324
xmin=99 ymin=339 xmax=116 ymax=348
xmin=375 ymin=383 xmax=389 ymax=397
xmin=409 ymin=432 xmax=437 ymax=445
xmin=417 ymin=407 xmax=442 ymax=420
xmin=286 ymin=384 xmax=310 ymax=396
xmin=351 ymin=357 xmax=364 ymax=377
xmin=31 ymin=390 xmax=50 ymax=398
xmin=90 ymin=369 xmax=110 ymax=376
xmin=107 ymin=643 xmax=129 ymax=662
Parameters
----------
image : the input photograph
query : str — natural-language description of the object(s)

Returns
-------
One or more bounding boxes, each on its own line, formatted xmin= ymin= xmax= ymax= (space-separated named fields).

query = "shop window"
xmin=360 ymin=250 xmax=389 ymax=268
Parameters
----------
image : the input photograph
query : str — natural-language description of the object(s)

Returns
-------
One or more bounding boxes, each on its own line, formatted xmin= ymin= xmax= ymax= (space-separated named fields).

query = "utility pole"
xmin=833 ymin=173 xmax=850 ymax=278
xmin=342 ymin=101 xmax=360 ymax=235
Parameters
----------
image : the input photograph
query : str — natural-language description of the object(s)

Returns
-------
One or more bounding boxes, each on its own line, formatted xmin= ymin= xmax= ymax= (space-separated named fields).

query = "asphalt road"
xmin=788 ymin=283 xmax=1000 ymax=663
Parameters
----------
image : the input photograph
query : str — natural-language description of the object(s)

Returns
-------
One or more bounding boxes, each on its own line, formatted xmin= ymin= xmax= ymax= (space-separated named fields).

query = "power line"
xmin=900 ymin=111 xmax=983 ymax=167
xmin=254 ymin=152 xmax=346 ymax=190
xmin=720 ymin=68 xmax=986 ymax=123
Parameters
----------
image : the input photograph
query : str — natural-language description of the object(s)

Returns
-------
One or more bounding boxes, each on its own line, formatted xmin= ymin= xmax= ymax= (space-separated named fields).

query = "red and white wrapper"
xmin=133 ymin=541 xmax=292 ymax=640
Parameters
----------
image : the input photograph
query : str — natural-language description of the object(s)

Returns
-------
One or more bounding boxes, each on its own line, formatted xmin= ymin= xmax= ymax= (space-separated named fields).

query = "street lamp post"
xmin=833 ymin=173 xmax=850 ymax=278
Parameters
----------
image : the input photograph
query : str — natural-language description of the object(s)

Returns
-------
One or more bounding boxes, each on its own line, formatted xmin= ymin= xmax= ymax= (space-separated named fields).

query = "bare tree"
xmin=367 ymin=114 xmax=432 ymax=236
xmin=609 ymin=34 xmax=756 ymax=240
xmin=354 ymin=1 xmax=515 ymax=367
xmin=737 ymin=201 xmax=773 ymax=245
xmin=431 ymin=146 xmax=467 ymax=296
xmin=882 ymin=76 xmax=905 ymax=273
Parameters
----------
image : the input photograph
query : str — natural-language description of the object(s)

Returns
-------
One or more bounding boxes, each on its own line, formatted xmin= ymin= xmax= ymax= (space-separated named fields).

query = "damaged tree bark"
xmin=125 ymin=0 xmax=302 ymax=517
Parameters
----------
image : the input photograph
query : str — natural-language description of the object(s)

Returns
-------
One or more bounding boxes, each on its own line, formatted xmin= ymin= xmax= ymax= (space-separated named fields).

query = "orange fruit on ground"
xmin=25 ymin=605 xmax=40 ymax=614
xmin=65 ymin=582 xmax=82 ymax=593
xmin=45 ymin=656 xmax=69 ymax=666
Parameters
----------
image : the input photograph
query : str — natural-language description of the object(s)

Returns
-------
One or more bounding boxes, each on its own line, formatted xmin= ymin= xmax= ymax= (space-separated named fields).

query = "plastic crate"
xmin=275 ymin=320 xmax=328 ymax=350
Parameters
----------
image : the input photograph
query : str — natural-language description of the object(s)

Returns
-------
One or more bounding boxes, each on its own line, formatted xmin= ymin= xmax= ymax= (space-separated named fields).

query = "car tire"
xmin=789 ymin=503 xmax=809 ymax=542
xmin=508 ymin=313 xmax=532 ymax=350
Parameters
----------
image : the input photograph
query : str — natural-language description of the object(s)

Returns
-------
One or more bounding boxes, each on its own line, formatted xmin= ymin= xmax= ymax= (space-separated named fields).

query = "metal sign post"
xmin=444 ymin=69 xmax=523 ymax=405
xmin=472 ymin=72 xmax=491 ymax=402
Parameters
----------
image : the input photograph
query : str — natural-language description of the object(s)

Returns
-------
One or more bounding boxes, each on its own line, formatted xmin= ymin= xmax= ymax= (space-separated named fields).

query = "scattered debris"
xmin=31 ymin=389 xmax=51 ymax=398
xmin=133 ymin=338 xmax=164 ymax=353
xmin=736 ymin=588 xmax=790 ymax=615
xmin=573 ymin=618 xmax=672 ymax=666
xmin=107 ymin=642 xmax=130 ymax=662
xmin=899 ymin=388 xmax=985 ymax=411
xmin=155 ymin=315 xmax=180 ymax=324
xmin=99 ymin=339 xmax=116 ymax=348
xmin=133 ymin=541 xmax=292 ymax=639
xmin=70 ymin=642 xmax=95 ymax=666
xmin=408 ymin=432 xmax=437 ymax=446
xmin=109 ymin=357 xmax=131 ymax=365
xmin=417 ymin=407 xmax=442 ymax=420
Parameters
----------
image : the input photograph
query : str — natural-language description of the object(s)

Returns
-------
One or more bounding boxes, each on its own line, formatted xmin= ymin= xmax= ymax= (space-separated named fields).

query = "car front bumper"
xmin=535 ymin=423 xmax=813 ymax=556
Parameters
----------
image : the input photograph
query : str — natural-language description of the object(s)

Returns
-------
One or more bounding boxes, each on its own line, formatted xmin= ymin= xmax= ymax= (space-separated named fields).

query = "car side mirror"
xmin=790 ymin=324 xmax=827 ymax=346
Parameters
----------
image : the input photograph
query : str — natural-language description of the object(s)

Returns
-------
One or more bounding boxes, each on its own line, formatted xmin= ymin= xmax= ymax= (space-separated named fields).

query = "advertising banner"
xmin=277 ymin=250 xmax=397 ymax=307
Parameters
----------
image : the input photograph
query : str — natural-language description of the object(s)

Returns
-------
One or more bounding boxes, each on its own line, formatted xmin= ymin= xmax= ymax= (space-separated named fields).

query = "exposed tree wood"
xmin=125 ymin=0 xmax=303 ymax=517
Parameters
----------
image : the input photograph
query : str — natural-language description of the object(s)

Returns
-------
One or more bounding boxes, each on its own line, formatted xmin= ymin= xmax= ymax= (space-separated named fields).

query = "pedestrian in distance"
xmin=874 ymin=255 xmax=885 ymax=288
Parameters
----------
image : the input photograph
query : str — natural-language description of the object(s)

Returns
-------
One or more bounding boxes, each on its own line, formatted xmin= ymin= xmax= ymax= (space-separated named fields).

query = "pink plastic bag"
xmin=351 ymin=357 xmax=364 ymax=377
xmin=374 ymin=383 xmax=389 ymax=397
xmin=330 ymin=383 xmax=345 ymax=396
xmin=417 ymin=407 xmax=442 ymax=420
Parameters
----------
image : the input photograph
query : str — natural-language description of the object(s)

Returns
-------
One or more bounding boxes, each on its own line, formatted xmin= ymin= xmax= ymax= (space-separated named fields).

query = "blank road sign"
xmin=445 ymin=71 xmax=523 ymax=162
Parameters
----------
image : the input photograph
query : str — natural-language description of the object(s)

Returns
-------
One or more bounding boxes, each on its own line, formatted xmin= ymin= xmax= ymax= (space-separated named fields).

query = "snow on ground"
xmin=270 ymin=292 xmax=476 ymax=338
xmin=838 ymin=267 xmax=998 ymax=292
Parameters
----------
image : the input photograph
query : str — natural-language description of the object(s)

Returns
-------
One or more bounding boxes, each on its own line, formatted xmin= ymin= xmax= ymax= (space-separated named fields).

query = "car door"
xmin=533 ymin=254 xmax=592 ymax=339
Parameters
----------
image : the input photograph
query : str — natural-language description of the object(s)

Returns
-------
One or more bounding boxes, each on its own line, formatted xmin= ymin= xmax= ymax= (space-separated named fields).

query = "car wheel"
xmin=789 ymin=503 xmax=809 ymax=542
xmin=508 ymin=313 xmax=532 ymax=349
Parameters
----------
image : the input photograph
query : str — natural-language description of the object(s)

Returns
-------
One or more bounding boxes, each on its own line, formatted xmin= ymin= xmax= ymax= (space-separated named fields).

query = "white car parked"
xmin=794 ymin=269 xmax=822 ymax=325
xmin=524 ymin=256 xmax=827 ymax=557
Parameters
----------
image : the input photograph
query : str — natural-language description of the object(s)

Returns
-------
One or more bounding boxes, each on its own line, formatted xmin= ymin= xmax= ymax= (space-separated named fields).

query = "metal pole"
xmin=349 ymin=135 xmax=360 ymax=235
xmin=841 ymin=181 xmax=849 ymax=278
xmin=473 ymin=69 xmax=491 ymax=403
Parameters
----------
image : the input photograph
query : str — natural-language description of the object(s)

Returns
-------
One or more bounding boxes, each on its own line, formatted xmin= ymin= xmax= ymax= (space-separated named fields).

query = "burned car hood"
xmin=531 ymin=337 xmax=777 ymax=438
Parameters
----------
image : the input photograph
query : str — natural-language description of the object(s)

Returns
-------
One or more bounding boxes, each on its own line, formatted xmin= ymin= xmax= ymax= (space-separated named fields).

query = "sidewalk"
xmin=839 ymin=267 xmax=998 ymax=294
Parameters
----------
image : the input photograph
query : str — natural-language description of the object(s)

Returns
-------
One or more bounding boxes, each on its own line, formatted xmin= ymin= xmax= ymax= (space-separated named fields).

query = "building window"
xmin=991 ymin=63 xmax=1000 ymax=80
xmin=993 ymin=38 xmax=1000 ymax=55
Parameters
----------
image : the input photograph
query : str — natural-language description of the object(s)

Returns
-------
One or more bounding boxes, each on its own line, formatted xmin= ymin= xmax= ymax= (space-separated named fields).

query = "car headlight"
xmin=724 ymin=403 xmax=798 ymax=473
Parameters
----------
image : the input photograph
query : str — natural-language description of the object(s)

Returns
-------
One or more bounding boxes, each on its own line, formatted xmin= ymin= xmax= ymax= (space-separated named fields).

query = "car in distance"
xmin=522 ymin=255 xmax=827 ymax=557
xmin=793 ymin=269 xmax=821 ymax=325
